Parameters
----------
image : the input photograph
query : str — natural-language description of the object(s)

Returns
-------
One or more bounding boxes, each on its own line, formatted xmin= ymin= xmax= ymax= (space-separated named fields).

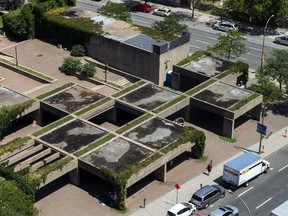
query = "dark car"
xmin=190 ymin=185 xmax=226 ymax=209
xmin=133 ymin=3 xmax=152 ymax=13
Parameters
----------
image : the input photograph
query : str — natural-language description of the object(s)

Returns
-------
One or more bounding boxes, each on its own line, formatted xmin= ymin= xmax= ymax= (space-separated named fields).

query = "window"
xmin=178 ymin=208 xmax=189 ymax=214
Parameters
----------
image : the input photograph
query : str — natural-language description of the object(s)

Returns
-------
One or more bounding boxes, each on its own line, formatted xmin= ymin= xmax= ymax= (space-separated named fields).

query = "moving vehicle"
xmin=223 ymin=152 xmax=270 ymax=187
xmin=270 ymin=200 xmax=288 ymax=216
xmin=153 ymin=7 xmax=171 ymax=17
xmin=190 ymin=185 xmax=226 ymax=209
xmin=208 ymin=205 xmax=239 ymax=216
xmin=213 ymin=21 xmax=238 ymax=32
xmin=166 ymin=202 xmax=196 ymax=216
xmin=274 ymin=35 xmax=288 ymax=46
xmin=133 ymin=3 xmax=152 ymax=13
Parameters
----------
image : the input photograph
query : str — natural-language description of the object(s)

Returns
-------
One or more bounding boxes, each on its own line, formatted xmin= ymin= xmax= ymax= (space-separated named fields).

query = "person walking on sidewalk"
xmin=207 ymin=160 xmax=213 ymax=176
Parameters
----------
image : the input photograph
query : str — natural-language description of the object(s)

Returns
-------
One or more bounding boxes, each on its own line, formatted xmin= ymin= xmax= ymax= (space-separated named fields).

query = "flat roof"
xmin=193 ymin=82 xmax=251 ymax=109
xmin=119 ymin=83 xmax=179 ymax=111
xmin=0 ymin=86 xmax=30 ymax=107
xmin=225 ymin=152 xmax=262 ymax=171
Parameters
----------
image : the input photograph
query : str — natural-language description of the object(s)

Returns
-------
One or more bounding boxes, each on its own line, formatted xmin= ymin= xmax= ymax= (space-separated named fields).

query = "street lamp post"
xmin=260 ymin=15 xmax=274 ymax=70
xmin=228 ymin=190 xmax=251 ymax=216
xmin=258 ymin=104 xmax=265 ymax=154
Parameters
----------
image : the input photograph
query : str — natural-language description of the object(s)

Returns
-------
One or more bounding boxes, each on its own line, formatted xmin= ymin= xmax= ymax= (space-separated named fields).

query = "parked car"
xmin=208 ymin=205 xmax=239 ymax=216
xmin=213 ymin=21 xmax=238 ymax=32
xmin=167 ymin=202 xmax=196 ymax=216
xmin=173 ymin=117 xmax=185 ymax=126
xmin=274 ymin=35 xmax=288 ymax=46
xmin=133 ymin=3 xmax=152 ymax=13
xmin=153 ymin=7 xmax=171 ymax=17
xmin=190 ymin=185 xmax=226 ymax=209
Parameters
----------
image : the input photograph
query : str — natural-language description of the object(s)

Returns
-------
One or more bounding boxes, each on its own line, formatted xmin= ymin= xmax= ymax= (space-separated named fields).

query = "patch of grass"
xmin=153 ymin=95 xmax=187 ymax=113
xmin=112 ymin=80 xmax=146 ymax=98
xmin=74 ymin=133 xmax=116 ymax=157
xmin=0 ymin=16 xmax=3 ymax=29
xmin=177 ymin=51 xmax=212 ymax=66
xmin=92 ymin=77 xmax=124 ymax=90
xmin=134 ymin=24 xmax=177 ymax=41
xmin=32 ymin=115 xmax=74 ymax=137
xmin=0 ymin=137 xmax=32 ymax=156
xmin=115 ymin=113 xmax=153 ymax=134
xmin=36 ymin=83 xmax=74 ymax=100
xmin=186 ymin=79 xmax=217 ymax=96
xmin=229 ymin=93 xmax=259 ymax=111
xmin=219 ymin=136 xmax=237 ymax=143
xmin=74 ymin=97 xmax=112 ymax=116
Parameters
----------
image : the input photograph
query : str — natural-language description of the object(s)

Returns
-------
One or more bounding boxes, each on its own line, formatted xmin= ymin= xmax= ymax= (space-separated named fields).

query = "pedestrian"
xmin=207 ymin=160 xmax=212 ymax=176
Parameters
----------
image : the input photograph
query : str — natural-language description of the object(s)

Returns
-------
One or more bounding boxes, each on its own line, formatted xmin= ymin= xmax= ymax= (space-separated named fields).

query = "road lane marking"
xmin=190 ymin=45 xmax=200 ymax=49
xmin=238 ymin=187 xmax=254 ymax=197
xmin=205 ymin=36 xmax=217 ymax=40
xmin=132 ymin=18 xmax=149 ymax=24
xmin=256 ymin=197 xmax=273 ymax=209
xmin=278 ymin=164 xmax=288 ymax=172
xmin=195 ymin=40 xmax=211 ymax=45
xmin=248 ymin=47 xmax=262 ymax=51
xmin=239 ymin=57 xmax=247 ymax=61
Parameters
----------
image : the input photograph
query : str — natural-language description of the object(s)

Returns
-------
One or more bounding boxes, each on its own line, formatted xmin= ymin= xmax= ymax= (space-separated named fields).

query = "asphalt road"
xmin=76 ymin=0 xmax=286 ymax=71
xmin=199 ymin=144 xmax=288 ymax=216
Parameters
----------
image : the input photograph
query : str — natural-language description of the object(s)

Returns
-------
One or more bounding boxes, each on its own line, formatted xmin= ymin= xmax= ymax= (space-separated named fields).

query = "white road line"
xmin=190 ymin=45 xmax=200 ymax=49
xmin=132 ymin=18 xmax=149 ymax=24
xmin=205 ymin=36 xmax=217 ymax=41
xmin=195 ymin=40 xmax=211 ymax=45
xmin=239 ymin=57 xmax=247 ymax=61
xmin=256 ymin=197 xmax=273 ymax=209
xmin=278 ymin=164 xmax=288 ymax=172
xmin=238 ymin=187 xmax=254 ymax=197
xmin=249 ymin=47 xmax=262 ymax=51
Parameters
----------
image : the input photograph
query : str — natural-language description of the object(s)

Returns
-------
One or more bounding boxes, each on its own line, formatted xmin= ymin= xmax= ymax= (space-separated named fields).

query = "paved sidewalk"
xmin=129 ymin=126 xmax=288 ymax=216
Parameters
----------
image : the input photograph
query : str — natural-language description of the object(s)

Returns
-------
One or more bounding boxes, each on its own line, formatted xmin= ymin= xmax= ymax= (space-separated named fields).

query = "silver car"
xmin=274 ymin=35 xmax=288 ymax=46
xmin=213 ymin=22 xmax=238 ymax=32
xmin=208 ymin=205 xmax=239 ymax=216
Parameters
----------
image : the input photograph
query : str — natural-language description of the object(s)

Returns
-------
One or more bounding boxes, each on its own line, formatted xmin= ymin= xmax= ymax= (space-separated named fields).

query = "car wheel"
xmin=220 ymin=192 xmax=225 ymax=198
xmin=264 ymin=168 xmax=269 ymax=173
xmin=204 ymin=203 xmax=209 ymax=209
xmin=191 ymin=209 xmax=196 ymax=215
xmin=275 ymin=41 xmax=280 ymax=44
xmin=235 ymin=214 xmax=239 ymax=216
xmin=245 ymin=181 xmax=249 ymax=187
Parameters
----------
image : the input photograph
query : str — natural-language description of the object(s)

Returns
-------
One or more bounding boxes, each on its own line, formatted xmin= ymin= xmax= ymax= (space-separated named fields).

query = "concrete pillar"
xmin=171 ymin=72 xmax=180 ymax=90
xmin=69 ymin=168 xmax=80 ymax=186
xmin=36 ymin=109 xmax=43 ymax=126
xmin=251 ymin=104 xmax=262 ymax=121
xmin=223 ymin=117 xmax=234 ymax=138
xmin=183 ymin=104 xmax=191 ymax=122
xmin=153 ymin=164 xmax=166 ymax=183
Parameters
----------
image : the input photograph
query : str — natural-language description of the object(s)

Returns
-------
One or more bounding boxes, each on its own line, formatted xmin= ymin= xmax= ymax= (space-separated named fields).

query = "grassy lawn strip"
xmin=229 ymin=93 xmax=259 ymax=111
xmin=153 ymin=95 xmax=187 ymax=114
xmin=177 ymin=51 xmax=212 ymax=66
xmin=32 ymin=115 xmax=74 ymax=137
xmin=92 ymin=77 xmax=124 ymax=90
xmin=27 ymin=156 xmax=73 ymax=185
xmin=112 ymin=80 xmax=146 ymax=98
xmin=115 ymin=113 xmax=153 ymax=134
xmin=186 ymin=79 xmax=217 ymax=96
xmin=74 ymin=133 xmax=116 ymax=157
xmin=214 ymin=69 xmax=234 ymax=79
xmin=74 ymin=97 xmax=112 ymax=116
xmin=36 ymin=83 xmax=74 ymax=100
xmin=0 ymin=137 xmax=31 ymax=156
xmin=135 ymin=24 xmax=176 ymax=41
xmin=219 ymin=136 xmax=237 ymax=143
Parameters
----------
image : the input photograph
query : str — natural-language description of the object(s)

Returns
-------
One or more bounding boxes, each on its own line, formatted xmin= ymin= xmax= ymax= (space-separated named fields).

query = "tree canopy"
xmin=261 ymin=49 xmax=288 ymax=91
xmin=151 ymin=16 xmax=188 ymax=36
xmin=208 ymin=30 xmax=247 ymax=60
xmin=97 ymin=2 xmax=131 ymax=22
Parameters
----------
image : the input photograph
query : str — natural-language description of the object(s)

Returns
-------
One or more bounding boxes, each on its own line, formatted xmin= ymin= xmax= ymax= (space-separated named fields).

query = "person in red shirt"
xmin=207 ymin=160 xmax=213 ymax=176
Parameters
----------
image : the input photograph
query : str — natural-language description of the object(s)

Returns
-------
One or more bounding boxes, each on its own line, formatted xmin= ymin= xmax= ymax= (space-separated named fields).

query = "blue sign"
xmin=257 ymin=123 xmax=267 ymax=136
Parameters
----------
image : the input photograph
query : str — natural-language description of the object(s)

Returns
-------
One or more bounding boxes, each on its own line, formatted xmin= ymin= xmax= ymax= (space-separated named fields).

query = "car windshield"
xmin=182 ymin=202 xmax=190 ymax=207
xmin=167 ymin=211 xmax=176 ymax=216
xmin=219 ymin=207 xmax=227 ymax=212
xmin=192 ymin=194 xmax=201 ymax=201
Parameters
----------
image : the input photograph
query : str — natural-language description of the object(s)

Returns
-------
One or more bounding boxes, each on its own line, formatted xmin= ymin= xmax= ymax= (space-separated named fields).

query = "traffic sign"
xmin=257 ymin=122 xmax=267 ymax=136
xmin=175 ymin=184 xmax=180 ymax=190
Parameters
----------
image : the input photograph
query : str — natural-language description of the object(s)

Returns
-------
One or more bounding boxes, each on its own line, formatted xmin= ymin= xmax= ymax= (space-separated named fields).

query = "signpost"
xmin=175 ymin=183 xmax=180 ymax=203
xmin=257 ymin=122 xmax=267 ymax=136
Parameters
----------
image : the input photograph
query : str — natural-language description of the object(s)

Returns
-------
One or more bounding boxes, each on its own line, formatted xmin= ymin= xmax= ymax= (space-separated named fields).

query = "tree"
xmin=59 ymin=57 xmax=82 ymax=75
xmin=0 ymin=179 xmax=38 ymax=216
xmin=248 ymin=76 xmax=282 ymax=103
xmin=260 ymin=49 xmax=288 ymax=91
xmin=208 ymin=30 xmax=247 ymax=60
xmin=70 ymin=44 xmax=86 ymax=57
xmin=81 ymin=63 xmax=96 ymax=78
xmin=151 ymin=16 xmax=188 ymax=36
xmin=97 ymin=2 xmax=131 ymax=22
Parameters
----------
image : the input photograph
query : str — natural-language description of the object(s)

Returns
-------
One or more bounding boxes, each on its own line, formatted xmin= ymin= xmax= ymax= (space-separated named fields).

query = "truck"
xmin=223 ymin=152 xmax=270 ymax=187
xmin=270 ymin=200 xmax=288 ymax=216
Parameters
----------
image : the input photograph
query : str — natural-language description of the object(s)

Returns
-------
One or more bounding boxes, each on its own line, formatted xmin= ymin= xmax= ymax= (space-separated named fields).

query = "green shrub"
xmin=70 ymin=44 xmax=86 ymax=57
xmin=59 ymin=57 xmax=82 ymax=75
xmin=81 ymin=63 xmax=96 ymax=77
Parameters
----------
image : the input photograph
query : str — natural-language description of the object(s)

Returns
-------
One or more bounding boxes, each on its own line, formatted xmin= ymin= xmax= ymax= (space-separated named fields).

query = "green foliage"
xmin=229 ymin=93 xmax=259 ymax=111
xmin=0 ymin=100 xmax=34 ymax=140
xmin=208 ymin=31 xmax=247 ymax=60
xmin=3 ymin=0 xmax=24 ymax=11
xmin=151 ymin=16 xmax=188 ymax=36
xmin=59 ymin=57 xmax=82 ymax=75
xmin=216 ymin=61 xmax=249 ymax=84
xmin=0 ymin=179 xmax=38 ymax=216
xmin=261 ymin=49 xmax=288 ymax=91
xmin=70 ymin=44 xmax=86 ymax=57
xmin=98 ymin=2 xmax=131 ymax=21
xmin=186 ymin=79 xmax=217 ymax=96
xmin=0 ymin=15 xmax=3 ymax=29
xmin=36 ymin=83 xmax=74 ymax=100
xmin=74 ymin=97 xmax=112 ymax=116
xmin=177 ymin=50 xmax=212 ymax=66
xmin=0 ymin=137 xmax=31 ymax=156
xmin=135 ymin=24 xmax=177 ymax=41
xmin=219 ymin=136 xmax=237 ymax=142
xmin=248 ymin=76 xmax=282 ymax=103
xmin=81 ymin=63 xmax=96 ymax=78
xmin=32 ymin=115 xmax=74 ymax=137
xmin=153 ymin=95 xmax=187 ymax=114
xmin=112 ymin=80 xmax=146 ymax=97
xmin=191 ymin=128 xmax=206 ymax=158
